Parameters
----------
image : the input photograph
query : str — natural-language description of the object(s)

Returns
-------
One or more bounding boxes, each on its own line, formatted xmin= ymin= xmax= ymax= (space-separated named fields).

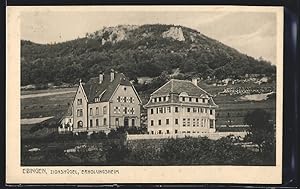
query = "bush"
xmin=90 ymin=131 xmax=107 ymax=140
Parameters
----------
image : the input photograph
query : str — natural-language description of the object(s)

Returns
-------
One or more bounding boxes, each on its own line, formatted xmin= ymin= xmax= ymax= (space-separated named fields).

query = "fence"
xmin=126 ymin=131 xmax=247 ymax=141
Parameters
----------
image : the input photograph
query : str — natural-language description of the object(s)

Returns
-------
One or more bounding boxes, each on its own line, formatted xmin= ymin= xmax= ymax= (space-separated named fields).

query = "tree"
xmin=244 ymin=109 xmax=275 ymax=153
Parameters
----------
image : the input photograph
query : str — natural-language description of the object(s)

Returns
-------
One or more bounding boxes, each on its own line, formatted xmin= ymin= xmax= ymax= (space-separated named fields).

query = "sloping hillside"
xmin=21 ymin=24 xmax=275 ymax=86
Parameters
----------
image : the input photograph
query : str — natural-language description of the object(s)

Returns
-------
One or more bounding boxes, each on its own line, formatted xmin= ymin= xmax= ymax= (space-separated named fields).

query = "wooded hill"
xmin=21 ymin=24 xmax=275 ymax=86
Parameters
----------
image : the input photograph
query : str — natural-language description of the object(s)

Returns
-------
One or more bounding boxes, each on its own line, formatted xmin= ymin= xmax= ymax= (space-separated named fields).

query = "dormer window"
xmin=77 ymin=99 xmax=82 ymax=105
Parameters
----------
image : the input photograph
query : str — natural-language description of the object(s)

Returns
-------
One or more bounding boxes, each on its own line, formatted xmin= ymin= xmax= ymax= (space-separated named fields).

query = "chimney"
xmin=99 ymin=73 xmax=104 ymax=84
xmin=192 ymin=78 xmax=198 ymax=86
xmin=110 ymin=69 xmax=115 ymax=82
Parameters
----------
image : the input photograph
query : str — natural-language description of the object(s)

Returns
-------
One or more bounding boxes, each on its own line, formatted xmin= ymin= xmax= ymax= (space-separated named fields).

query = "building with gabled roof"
xmin=144 ymin=78 xmax=218 ymax=135
xmin=59 ymin=70 xmax=142 ymax=134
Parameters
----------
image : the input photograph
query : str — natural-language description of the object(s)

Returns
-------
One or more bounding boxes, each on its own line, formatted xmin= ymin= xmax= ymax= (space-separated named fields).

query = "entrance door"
xmin=124 ymin=117 xmax=129 ymax=128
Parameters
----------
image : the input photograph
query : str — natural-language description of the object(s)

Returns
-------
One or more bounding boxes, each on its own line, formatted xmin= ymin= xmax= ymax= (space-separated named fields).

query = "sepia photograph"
xmin=6 ymin=6 xmax=283 ymax=184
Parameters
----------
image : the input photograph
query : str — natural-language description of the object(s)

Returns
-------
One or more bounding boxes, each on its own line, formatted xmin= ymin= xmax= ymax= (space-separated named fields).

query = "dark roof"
xmin=65 ymin=105 xmax=73 ymax=116
xmin=145 ymin=79 xmax=217 ymax=107
xmin=152 ymin=79 xmax=210 ymax=97
xmin=82 ymin=72 xmax=132 ymax=102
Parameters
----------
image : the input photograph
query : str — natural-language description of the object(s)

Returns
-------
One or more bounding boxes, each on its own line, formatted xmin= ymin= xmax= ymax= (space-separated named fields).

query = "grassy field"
xmin=21 ymin=83 xmax=276 ymax=125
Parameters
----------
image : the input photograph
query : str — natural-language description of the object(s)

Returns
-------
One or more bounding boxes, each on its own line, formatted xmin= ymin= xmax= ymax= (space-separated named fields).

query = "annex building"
xmin=144 ymin=79 xmax=218 ymax=135
xmin=59 ymin=70 xmax=142 ymax=134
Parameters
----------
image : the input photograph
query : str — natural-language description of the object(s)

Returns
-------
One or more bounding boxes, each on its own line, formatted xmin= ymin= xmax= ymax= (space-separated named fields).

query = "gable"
xmin=110 ymin=84 xmax=142 ymax=104
xmin=82 ymin=72 xmax=132 ymax=103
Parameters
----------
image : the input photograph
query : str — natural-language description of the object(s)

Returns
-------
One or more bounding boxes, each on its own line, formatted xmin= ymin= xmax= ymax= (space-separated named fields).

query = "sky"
xmin=21 ymin=8 xmax=277 ymax=64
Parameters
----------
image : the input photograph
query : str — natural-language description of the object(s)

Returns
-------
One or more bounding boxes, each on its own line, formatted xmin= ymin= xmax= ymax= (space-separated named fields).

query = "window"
xmin=77 ymin=99 xmax=82 ymax=105
xmin=175 ymin=107 xmax=179 ymax=113
xmin=189 ymin=97 xmax=192 ymax=102
xmin=201 ymin=119 xmax=204 ymax=127
xmin=196 ymin=98 xmax=198 ymax=102
xmin=89 ymin=108 xmax=93 ymax=116
xmin=158 ymin=120 xmax=161 ymax=125
xmin=193 ymin=108 xmax=197 ymax=113
xmin=124 ymin=97 xmax=127 ymax=102
xmin=167 ymin=107 xmax=171 ymax=113
xmin=158 ymin=97 xmax=161 ymax=102
xmin=159 ymin=107 xmax=163 ymax=113
xmin=175 ymin=119 xmax=178 ymax=124
xmin=103 ymin=118 xmax=107 ymax=126
xmin=77 ymin=109 xmax=83 ymax=117
xmin=210 ymin=120 xmax=214 ymax=128
xmin=210 ymin=109 xmax=213 ymax=115
xmin=130 ymin=97 xmax=134 ymax=103
xmin=187 ymin=108 xmax=191 ymax=112
xmin=124 ymin=107 xmax=127 ymax=114
xmin=115 ymin=118 xmax=119 ymax=126
xmin=69 ymin=119 xmax=72 ymax=123
xmin=197 ymin=119 xmax=200 ymax=127
xmin=163 ymin=96 xmax=166 ymax=101
xmin=182 ymin=97 xmax=185 ymax=101
xmin=187 ymin=118 xmax=190 ymax=127
xmin=127 ymin=97 xmax=131 ymax=103
xmin=132 ymin=119 xmax=135 ymax=127
xmin=117 ymin=96 xmax=121 ymax=102
xmin=77 ymin=121 xmax=83 ymax=128
xmin=202 ymin=98 xmax=205 ymax=103
xmin=150 ymin=109 xmax=154 ymax=114
xmin=151 ymin=131 xmax=154 ymax=134
xmin=90 ymin=119 xmax=93 ymax=127
xmin=156 ymin=108 xmax=159 ymax=114
xmin=166 ymin=130 xmax=169 ymax=134
xmin=96 ymin=107 xmax=99 ymax=115
xmin=175 ymin=130 xmax=178 ymax=134
xmin=151 ymin=120 xmax=154 ymax=126
xmin=166 ymin=119 xmax=169 ymax=125
xmin=193 ymin=119 xmax=196 ymax=127
xmin=183 ymin=119 xmax=186 ymax=127
xmin=159 ymin=130 xmax=162 ymax=134
xmin=96 ymin=119 xmax=99 ymax=126
xmin=130 ymin=107 xmax=135 ymax=115
xmin=103 ymin=106 xmax=107 ymax=114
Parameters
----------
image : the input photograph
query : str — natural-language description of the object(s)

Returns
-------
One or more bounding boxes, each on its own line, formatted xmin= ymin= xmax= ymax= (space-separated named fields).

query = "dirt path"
xmin=21 ymin=91 xmax=76 ymax=99
xmin=21 ymin=116 xmax=54 ymax=125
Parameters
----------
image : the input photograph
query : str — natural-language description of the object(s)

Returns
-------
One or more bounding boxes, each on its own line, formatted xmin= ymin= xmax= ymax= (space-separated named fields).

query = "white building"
xmin=144 ymin=78 xmax=218 ymax=135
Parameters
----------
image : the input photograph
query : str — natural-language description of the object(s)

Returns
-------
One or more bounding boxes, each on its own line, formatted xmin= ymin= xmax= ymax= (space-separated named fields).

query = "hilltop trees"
xmin=21 ymin=24 xmax=276 ymax=86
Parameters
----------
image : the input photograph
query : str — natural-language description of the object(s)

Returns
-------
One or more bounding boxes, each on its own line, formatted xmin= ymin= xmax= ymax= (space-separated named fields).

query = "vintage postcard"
xmin=6 ymin=5 xmax=283 ymax=184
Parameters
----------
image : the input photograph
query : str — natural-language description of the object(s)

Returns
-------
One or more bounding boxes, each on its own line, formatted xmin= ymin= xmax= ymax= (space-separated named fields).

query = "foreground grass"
xmin=21 ymin=136 xmax=275 ymax=166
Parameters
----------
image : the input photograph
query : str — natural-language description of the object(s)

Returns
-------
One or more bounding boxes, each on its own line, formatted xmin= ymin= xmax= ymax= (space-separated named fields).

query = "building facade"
xmin=59 ymin=70 xmax=142 ymax=134
xmin=144 ymin=79 xmax=218 ymax=135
